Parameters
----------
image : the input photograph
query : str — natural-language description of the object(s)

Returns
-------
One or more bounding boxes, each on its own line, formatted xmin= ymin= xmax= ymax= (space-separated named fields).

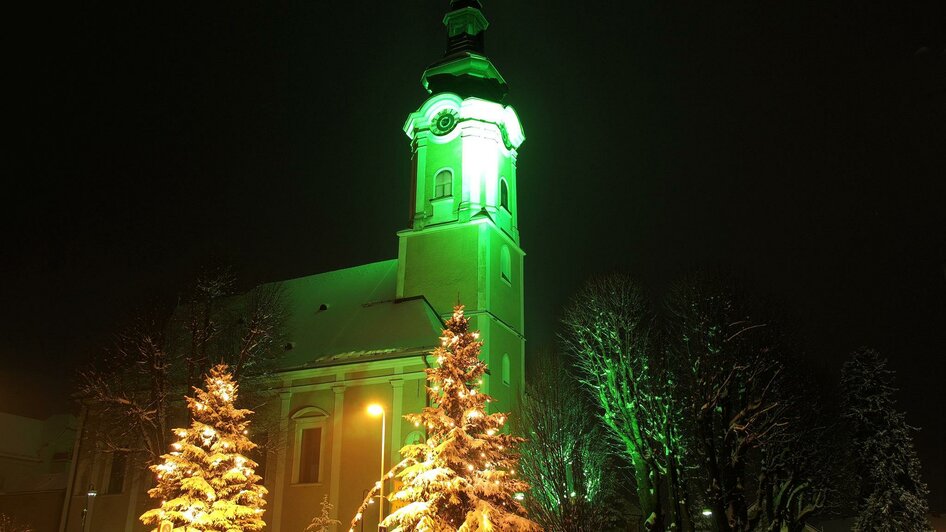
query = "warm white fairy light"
xmin=360 ymin=307 xmax=532 ymax=532
xmin=141 ymin=365 xmax=267 ymax=530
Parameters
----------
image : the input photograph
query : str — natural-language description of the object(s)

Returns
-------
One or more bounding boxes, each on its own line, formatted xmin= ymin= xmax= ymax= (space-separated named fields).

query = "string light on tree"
xmin=140 ymin=364 xmax=268 ymax=531
xmin=351 ymin=305 xmax=539 ymax=531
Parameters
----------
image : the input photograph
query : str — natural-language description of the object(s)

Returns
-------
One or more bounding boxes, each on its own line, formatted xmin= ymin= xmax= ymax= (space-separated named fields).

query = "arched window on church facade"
xmin=500 ymin=245 xmax=511 ymax=284
xmin=291 ymin=406 xmax=329 ymax=484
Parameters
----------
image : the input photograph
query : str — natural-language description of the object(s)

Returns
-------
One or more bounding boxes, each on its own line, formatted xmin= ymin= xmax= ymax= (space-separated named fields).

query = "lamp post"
xmin=80 ymin=484 xmax=96 ymax=531
xmin=367 ymin=403 xmax=386 ymax=529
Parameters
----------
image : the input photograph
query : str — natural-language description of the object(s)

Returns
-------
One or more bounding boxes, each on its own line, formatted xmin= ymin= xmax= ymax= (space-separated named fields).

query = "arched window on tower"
xmin=500 ymin=245 xmax=511 ymax=284
xmin=501 ymin=354 xmax=511 ymax=386
xmin=434 ymin=169 xmax=453 ymax=199
xmin=500 ymin=178 xmax=509 ymax=211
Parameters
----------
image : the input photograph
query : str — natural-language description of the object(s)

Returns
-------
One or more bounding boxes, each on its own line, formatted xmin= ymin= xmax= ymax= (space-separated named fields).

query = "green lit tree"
xmin=518 ymin=353 xmax=623 ymax=531
xmin=563 ymin=275 xmax=690 ymax=531
xmin=363 ymin=306 xmax=539 ymax=531
xmin=140 ymin=364 xmax=268 ymax=531
xmin=841 ymin=348 xmax=930 ymax=532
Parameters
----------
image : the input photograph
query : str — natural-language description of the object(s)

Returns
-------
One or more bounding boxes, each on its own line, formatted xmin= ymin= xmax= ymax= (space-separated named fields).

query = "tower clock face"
xmin=431 ymin=109 xmax=459 ymax=136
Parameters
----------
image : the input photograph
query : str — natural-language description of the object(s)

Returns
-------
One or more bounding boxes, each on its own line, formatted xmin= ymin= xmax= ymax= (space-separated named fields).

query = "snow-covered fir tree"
xmin=305 ymin=495 xmax=340 ymax=532
xmin=841 ymin=348 xmax=930 ymax=532
xmin=140 ymin=364 xmax=268 ymax=531
xmin=380 ymin=305 xmax=540 ymax=531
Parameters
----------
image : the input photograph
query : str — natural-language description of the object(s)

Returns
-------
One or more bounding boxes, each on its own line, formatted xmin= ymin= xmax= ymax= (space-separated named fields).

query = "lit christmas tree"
xmin=140 ymin=364 xmax=268 ymax=531
xmin=376 ymin=305 xmax=539 ymax=531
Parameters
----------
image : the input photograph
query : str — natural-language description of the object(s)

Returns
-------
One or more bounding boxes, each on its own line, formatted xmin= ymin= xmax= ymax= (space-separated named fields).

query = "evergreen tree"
xmin=306 ymin=495 xmax=341 ymax=532
xmin=841 ymin=348 xmax=930 ymax=532
xmin=380 ymin=306 xmax=540 ymax=531
xmin=140 ymin=364 xmax=268 ymax=531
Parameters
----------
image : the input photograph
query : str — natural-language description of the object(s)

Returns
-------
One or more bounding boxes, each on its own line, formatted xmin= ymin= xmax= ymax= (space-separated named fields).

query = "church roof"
xmin=272 ymin=259 xmax=444 ymax=371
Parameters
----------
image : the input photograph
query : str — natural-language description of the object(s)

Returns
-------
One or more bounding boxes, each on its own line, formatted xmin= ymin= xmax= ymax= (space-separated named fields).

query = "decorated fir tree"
xmin=380 ymin=306 xmax=539 ymax=531
xmin=140 ymin=364 xmax=268 ymax=531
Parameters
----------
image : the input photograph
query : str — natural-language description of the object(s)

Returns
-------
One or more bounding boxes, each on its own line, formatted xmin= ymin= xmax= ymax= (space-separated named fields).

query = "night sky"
xmin=5 ymin=0 xmax=944 ymax=510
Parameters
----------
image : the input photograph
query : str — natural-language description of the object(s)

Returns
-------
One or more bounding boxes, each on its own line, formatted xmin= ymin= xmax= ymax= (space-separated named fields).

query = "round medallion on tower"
xmin=430 ymin=109 xmax=459 ymax=136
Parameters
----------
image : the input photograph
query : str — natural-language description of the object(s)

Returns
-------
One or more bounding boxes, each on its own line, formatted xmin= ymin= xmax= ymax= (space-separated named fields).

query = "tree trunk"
xmin=635 ymin=460 xmax=659 ymax=530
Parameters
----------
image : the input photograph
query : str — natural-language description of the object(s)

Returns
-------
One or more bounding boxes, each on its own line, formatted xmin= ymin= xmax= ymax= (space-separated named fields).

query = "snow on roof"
xmin=271 ymin=259 xmax=443 ymax=370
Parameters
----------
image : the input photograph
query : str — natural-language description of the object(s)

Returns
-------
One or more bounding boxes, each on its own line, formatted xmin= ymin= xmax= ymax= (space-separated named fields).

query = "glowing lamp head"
xmin=367 ymin=404 xmax=384 ymax=417
xmin=702 ymin=509 xmax=713 ymax=517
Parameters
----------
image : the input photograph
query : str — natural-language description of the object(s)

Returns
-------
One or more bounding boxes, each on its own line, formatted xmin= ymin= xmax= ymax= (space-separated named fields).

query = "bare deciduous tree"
xmin=518 ymin=353 xmax=623 ymax=532
xmin=666 ymin=274 xmax=833 ymax=532
xmin=77 ymin=270 xmax=287 ymax=465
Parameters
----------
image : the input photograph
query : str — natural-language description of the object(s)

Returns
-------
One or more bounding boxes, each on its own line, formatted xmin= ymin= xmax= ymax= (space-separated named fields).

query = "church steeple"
xmin=443 ymin=0 xmax=487 ymax=55
xmin=397 ymin=0 xmax=526 ymax=413
xmin=421 ymin=0 xmax=508 ymax=102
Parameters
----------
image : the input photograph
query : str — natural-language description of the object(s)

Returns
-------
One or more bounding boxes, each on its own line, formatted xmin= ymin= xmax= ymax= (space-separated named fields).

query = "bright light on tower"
xmin=367 ymin=404 xmax=384 ymax=417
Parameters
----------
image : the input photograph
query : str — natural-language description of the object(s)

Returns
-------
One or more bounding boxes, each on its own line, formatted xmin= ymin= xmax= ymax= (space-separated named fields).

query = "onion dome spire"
xmin=421 ymin=0 xmax=508 ymax=101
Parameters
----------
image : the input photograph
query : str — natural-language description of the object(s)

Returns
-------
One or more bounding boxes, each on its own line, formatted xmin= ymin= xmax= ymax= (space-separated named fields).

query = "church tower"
xmin=396 ymin=0 xmax=525 ymax=408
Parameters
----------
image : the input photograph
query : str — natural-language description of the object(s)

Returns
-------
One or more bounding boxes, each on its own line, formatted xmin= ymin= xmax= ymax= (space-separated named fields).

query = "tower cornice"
xmin=404 ymin=93 xmax=524 ymax=151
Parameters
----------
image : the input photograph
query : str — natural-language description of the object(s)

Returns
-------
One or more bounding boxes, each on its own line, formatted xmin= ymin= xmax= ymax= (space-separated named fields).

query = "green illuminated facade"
xmin=61 ymin=2 xmax=527 ymax=530
xmin=398 ymin=0 xmax=526 ymax=407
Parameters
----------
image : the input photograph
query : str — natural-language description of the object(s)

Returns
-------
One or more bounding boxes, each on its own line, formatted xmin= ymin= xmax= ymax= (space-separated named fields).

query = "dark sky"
xmin=5 ymin=0 xmax=945 ymax=510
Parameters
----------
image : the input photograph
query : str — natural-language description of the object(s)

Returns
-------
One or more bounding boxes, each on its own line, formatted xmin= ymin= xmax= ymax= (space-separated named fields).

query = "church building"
xmin=60 ymin=1 xmax=527 ymax=530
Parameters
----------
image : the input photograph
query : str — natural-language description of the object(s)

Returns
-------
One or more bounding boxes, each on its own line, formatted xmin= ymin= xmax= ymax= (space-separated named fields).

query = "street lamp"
xmin=367 ymin=403 xmax=386 ymax=529
xmin=81 ymin=484 xmax=97 ymax=531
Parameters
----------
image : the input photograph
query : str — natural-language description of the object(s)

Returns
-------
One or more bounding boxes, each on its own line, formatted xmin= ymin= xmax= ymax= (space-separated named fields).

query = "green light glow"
xmin=403 ymin=93 xmax=525 ymax=150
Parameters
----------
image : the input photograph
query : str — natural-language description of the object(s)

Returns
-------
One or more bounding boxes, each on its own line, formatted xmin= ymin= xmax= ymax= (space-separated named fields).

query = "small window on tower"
xmin=434 ymin=170 xmax=453 ymax=199
xmin=502 ymin=354 xmax=511 ymax=386
xmin=500 ymin=178 xmax=509 ymax=211
xmin=500 ymin=245 xmax=512 ymax=284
